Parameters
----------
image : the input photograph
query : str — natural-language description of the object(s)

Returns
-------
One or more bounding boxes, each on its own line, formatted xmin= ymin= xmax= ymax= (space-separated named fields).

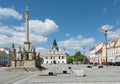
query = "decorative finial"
xmin=25 ymin=7 xmax=29 ymax=19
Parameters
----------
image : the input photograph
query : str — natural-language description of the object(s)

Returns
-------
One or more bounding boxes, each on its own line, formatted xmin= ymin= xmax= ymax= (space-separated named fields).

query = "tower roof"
xmin=52 ymin=39 xmax=59 ymax=51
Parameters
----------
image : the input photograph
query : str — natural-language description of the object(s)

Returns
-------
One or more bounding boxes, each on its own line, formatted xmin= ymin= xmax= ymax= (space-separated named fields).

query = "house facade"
xmin=107 ymin=40 xmax=117 ymax=63
xmin=0 ymin=48 xmax=10 ymax=66
xmin=89 ymin=36 xmax=120 ymax=64
xmin=42 ymin=39 xmax=68 ymax=64
xmin=115 ymin=37 xmax=120 ymax=62
xmin=89 ymin=43 xmax=103 ymax=63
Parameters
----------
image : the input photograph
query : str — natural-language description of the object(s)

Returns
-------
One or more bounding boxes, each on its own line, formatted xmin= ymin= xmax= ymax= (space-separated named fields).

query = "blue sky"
xmin=0 ymin=0 xmax=120 ymax=55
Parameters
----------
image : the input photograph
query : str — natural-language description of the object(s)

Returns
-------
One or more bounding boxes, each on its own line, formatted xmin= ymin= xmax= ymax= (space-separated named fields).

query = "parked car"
xmin=116 ymin=62 xmax=120 ymax=66
xmin=101 ymin=62 xmax=106 ymax=65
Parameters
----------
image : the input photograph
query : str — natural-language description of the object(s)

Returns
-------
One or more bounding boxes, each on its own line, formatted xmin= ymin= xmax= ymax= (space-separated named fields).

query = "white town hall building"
xmin=42 ymin=39 xmax=68 ymax=64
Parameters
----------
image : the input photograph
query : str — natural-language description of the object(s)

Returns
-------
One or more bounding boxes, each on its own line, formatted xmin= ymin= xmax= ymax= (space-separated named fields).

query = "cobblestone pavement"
xmin=0 ymin=64 xmax=120 ymax=84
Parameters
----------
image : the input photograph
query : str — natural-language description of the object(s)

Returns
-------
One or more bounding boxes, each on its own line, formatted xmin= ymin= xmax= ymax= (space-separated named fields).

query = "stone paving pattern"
xmin=0 ymin=64 xmax=120 ymax=84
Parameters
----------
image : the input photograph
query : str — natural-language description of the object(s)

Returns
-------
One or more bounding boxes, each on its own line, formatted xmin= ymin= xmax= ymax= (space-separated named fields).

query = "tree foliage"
xmin=67 ymin=56 xmax=73 ymax=64
xmin=74 ymin=51 xmax=84 ymax=62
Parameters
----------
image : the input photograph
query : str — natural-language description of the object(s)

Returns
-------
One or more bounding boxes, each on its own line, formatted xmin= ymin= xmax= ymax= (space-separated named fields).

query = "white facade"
xmin=89 ymin=43 xmax=103 ymax=63
xmin=115 ymin=37 xmax=120 ymax=62
xmin=107 ymin=40 xmax=116 ymax=63
xmin=89 ymin=38 xmax=120 ymax=63
xmin=42 ymin=39 xmax=67 ymax=64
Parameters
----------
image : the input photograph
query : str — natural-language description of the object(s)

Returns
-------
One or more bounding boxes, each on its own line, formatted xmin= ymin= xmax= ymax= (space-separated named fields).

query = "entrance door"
xmin=53 ymin=60 xmax=56 ymax=64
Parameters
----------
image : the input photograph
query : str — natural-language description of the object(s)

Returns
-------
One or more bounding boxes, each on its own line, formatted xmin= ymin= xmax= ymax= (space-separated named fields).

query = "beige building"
xmin=115 ymin=37 xmax=120 ymax=62
xmin=89 ymin=37 xmax=120 ymax=64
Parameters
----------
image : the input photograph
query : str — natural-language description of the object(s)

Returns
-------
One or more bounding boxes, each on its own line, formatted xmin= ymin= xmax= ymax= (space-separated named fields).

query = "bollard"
xmin=63 ymin=70 xmax=67 ymax=74
xmin=68 ymin=67 xmax=71 ymax=69
xmin=48 ymin=72 xmax=53 ymax=75
xmin=87 ymin=66 xmax=92 ymax=68
xmin=98 ymin=66 xmax=103 ymax=68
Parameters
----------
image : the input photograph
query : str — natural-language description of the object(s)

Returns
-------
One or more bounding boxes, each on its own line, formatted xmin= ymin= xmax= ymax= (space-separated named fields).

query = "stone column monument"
xmin=10 ymin=8 xmax=36 ymax=68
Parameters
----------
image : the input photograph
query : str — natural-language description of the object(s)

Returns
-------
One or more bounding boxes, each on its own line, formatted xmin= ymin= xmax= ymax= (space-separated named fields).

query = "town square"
xmin=1 ymin=0 xmax=120 ymax=84
xmin=0 ymin=64 xmax=120 ymax=84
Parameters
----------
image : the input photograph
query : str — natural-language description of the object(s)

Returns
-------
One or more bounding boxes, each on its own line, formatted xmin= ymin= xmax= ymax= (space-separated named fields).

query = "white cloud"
xmin=0 ymin=34 xmax=11 ymax=46
xmin=30 ymin=34 xmax=47 ymax=45
xmin=107 ymin=28 xmax=120 ymax=39
xmin=0 ymin=19 xmax=58 ymax=48
xmin=13 ymin=25 xmax=25 ymax=31
xmin=0 ymin=25 xmax=14 ymax=35
xmin=58 ymin=35 xmax=95 ymax=51
xmin=29 ymin=19 xmax=58 ymax=35
xmin=0 ymin=7 xmax=23 ymax=20
xmin=76 ymin=35 xmax=82 ymax=39
xmin=113 ymin=0 xmax=120 ymax=5
xmin=99 ymin=24 xmax=120 ymax=40
xmin=65 ymin=34 xmax=70 ymax=37
xmin=36 ymin=47 xmax=47 ymax=55
xmin=100 ymin=24 xmax=113 ymax=32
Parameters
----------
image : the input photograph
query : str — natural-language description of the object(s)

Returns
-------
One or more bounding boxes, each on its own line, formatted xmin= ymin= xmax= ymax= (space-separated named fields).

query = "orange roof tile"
xmin=112 ymin=40 xmax=117 ymax=47
xmin=0 ymin=50 xmax=4 ymax=54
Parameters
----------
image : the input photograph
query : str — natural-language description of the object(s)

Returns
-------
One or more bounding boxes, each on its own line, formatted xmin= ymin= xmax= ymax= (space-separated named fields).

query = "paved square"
xmin=0 ymin=64 xmax=120 ymax=84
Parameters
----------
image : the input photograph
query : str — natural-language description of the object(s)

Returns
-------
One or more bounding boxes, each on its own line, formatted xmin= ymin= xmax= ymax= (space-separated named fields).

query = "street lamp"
xmin=104 ymin=30 xmax=108 ymax=65
xmin=83 ymin=46 xmax=85 ymax=64
xmin=100 ymin=27 xmax=112 ymax=66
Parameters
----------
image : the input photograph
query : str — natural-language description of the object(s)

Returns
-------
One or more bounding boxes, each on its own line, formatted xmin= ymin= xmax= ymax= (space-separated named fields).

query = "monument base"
xmin=11 ymin=60 xmax=35 ymax=68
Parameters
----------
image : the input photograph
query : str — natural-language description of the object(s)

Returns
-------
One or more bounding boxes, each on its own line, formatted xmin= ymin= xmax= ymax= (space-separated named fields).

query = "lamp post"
xmin=100 ymin=25 xmax=112 ymax=66
xmin=83 ymin=46 xmax=85 ymax=64
xmin=104 ymin=30 xmax=108 ymax=66
xmin=83 ymin=46 xmax=85 ymax=56
xmin=101 ymin=30 xmax=108 ymax=66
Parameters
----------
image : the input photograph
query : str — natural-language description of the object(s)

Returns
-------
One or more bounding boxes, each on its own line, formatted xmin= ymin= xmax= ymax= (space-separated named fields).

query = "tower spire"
xmin=52 ymin=39 xmax=59 ymax=50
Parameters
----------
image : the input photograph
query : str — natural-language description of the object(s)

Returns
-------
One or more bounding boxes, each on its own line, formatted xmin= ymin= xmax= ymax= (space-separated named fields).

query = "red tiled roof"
xmin=112 ymin=40 xmax=117 ymax=47
xmin=0 ymin=50 xmax=4 ymax=54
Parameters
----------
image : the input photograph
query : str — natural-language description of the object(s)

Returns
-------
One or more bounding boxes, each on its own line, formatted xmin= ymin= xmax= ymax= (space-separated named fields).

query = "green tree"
xmin=67 ymin=56 xmax=73 ymax=64
xmin=74 ymin=51 xmax=84 ymax=63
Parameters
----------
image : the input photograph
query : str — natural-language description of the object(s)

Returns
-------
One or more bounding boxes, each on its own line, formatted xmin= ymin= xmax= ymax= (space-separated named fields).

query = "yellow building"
xmin=102 ymin=43 xmax=107 ymax=62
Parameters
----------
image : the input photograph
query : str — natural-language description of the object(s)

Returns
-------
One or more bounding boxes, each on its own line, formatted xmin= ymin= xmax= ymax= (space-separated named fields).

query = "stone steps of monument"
xmin=4 ymin=67 xmax=41 ymax=72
